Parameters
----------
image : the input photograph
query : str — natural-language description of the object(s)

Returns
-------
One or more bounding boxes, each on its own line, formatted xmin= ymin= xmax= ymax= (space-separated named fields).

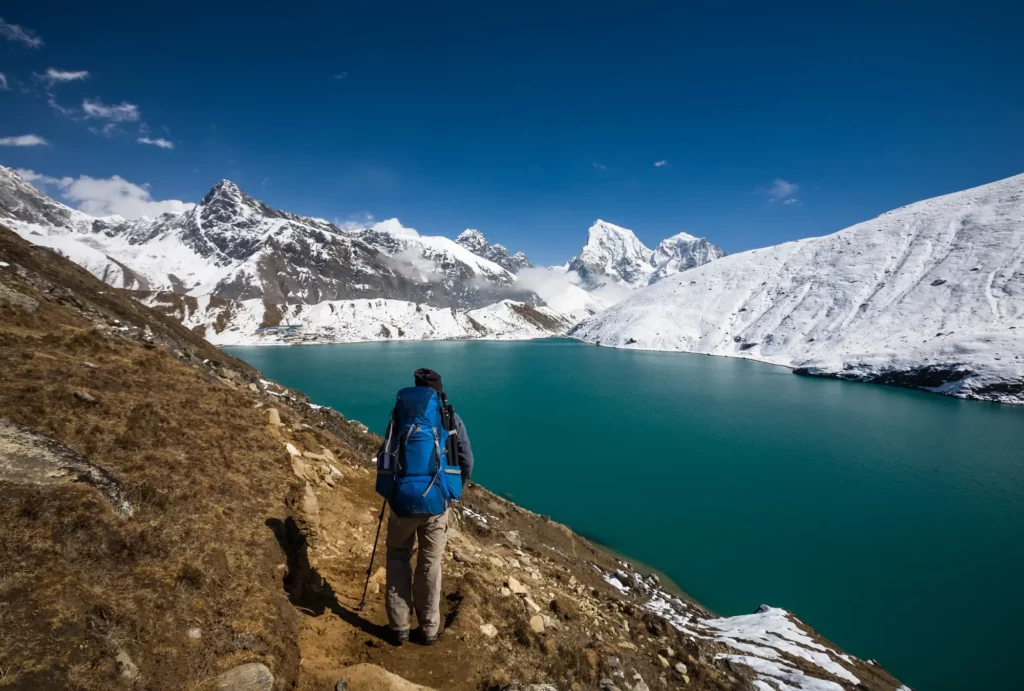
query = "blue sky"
xmin=1 ymin=1 xmax=1021 ymax=265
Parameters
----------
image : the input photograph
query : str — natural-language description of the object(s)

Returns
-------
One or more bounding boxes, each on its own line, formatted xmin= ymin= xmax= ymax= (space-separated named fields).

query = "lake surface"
xmin=227 ymin=339 xmax=1024 ymax=691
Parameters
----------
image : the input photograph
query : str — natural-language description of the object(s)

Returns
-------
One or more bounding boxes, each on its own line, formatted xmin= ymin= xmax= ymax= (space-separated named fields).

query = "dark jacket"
xmin=452 ymin=412 xmax=474 ymax=483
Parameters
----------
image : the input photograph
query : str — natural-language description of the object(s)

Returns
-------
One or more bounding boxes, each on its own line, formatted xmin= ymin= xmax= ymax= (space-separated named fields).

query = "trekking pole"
xmin=358 ymin=498 xmax=388 ymax=611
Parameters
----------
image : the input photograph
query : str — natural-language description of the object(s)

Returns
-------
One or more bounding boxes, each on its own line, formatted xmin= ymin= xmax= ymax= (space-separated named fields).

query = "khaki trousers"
xmin=384 ymin=509 xmax=448 ymax=637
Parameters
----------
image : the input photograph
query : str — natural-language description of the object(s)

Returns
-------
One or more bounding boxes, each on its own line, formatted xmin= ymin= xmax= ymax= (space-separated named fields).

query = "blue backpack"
xmin=376 ymin=386 xmax=463 ymax=516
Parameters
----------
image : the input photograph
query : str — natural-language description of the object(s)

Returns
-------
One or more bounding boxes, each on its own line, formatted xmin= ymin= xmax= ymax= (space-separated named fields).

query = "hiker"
xmin=374 ymin=368 xmax=474 ymax=645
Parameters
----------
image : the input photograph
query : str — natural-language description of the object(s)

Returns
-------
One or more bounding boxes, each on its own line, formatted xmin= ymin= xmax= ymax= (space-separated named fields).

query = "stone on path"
xmin=213 ymin=662 xmax=274 ymax=691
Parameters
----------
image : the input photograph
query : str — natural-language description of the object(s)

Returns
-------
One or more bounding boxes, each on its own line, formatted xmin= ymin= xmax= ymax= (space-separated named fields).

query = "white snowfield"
xmin=606 ymin=565 xmax=883 ymax=691
xmin=574 ymin=173 xmax=1024 ymax=404
xmin=144 ymin=295 xmax=571 ymax=346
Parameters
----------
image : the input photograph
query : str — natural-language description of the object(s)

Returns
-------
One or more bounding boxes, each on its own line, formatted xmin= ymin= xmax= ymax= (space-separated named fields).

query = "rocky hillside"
xmin=573 ymin=173 xmax=1024 ymax=405
xmin=0 ymin=224 xmax=907 ymax=690
xmin=456 ymin=229 xmax=532 ymax=273
xmin=567 ymin=221 xmax=725 ymax=290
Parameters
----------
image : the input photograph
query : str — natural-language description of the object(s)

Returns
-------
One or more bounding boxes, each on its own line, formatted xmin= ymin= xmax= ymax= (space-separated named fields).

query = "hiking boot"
xmin=391 ymin=628 xmax=409 ymax=647
xmin=412 ymin=627 xmax=437 ymax=646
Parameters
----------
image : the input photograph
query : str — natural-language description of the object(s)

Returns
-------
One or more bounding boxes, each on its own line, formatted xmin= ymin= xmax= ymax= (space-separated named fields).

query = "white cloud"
xmin=783 ymin=198 xmax=800 ymax=205
xmin=333 ymin=72 xmax=348 ymax=80
xmin=0 ymin=134 xmax=49 ymax=147
xmin=0 ymin=73 xmax=7 ymax=91
xmin=372 ymin=218 xmax=419 ymax=237
xmin=653 ymin=160 xmax=667 ymax=167
xmin=592 ymin=162 xmax=607 ymax=170
xmin=82 ymin=98 xmax=140 ymax=122
xmin=16 ymin=169 xmax=70 ymax=186
xmin=0 ymin=17 xmax=43 ymax=48
xmin=137 ymin=137 xmax=174 ymax=150
xmin=334 ymin=212 xmax=375 ymax=232
xmin=41 ymin=68 xmax=90 ymax=84
xmin=18 ymin=170 xmax=194 ymax=220
xmin=765 ymin=177 xmax=799 ymax=201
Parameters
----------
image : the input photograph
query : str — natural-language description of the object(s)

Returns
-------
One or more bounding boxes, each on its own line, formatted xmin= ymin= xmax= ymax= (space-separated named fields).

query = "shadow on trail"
xmin=266 ymin=517 xmax=391 ymax=643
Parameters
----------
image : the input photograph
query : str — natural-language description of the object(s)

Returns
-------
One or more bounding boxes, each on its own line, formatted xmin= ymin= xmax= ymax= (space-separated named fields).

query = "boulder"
xmin=328 ymin=465 xmax=344 ymax=484
xmin=213 ymin=662 xmax=274 ymax=691
xmin=332 ymin=663 xmax=436 ymax=690
xmin=529 ymin=615 xmax=545 ymax=633
xmin=265 ymin=408 xmax=282 ymax=426
xmin=507 ymin=576 xmax=528 ymax=595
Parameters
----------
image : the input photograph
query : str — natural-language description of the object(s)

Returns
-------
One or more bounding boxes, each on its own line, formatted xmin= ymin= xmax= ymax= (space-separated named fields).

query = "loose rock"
xmin=73 ymin=390 xmax=97 ymax=404
xmin=187 ymin=627 xmax=202 ymax=640
xmin=213 ymin=662 xmax=274 ymax=691
xmin=265 ymin=408 xmax=282 ymax=426
xmin=529 ymin=615 xmax=545 ymax=633
xmin=480 ymin=623 xmax=499 ymax=638
xmin=657 ymin=654 xmax=670 ymax=669
xmin=524 ymin=597 xmax=542 ymax=614
xmin=507 ymin=576 xmax=528 ymax=595
xmin=115 ymin=651 xmax=139 ymax=681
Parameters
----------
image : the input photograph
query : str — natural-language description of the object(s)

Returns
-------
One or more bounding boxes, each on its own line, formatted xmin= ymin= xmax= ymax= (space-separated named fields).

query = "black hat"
xmin=414 ymin=368 xmax=443 ymax=394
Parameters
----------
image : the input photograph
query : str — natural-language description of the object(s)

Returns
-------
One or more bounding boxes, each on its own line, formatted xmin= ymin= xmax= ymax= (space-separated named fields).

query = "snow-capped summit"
xmin=649 ymin=232 xmax=728 ymax=284
xmin=567 ymin=220 xmax=655 ymax=289
xmin=0 ymin=169 xmax=532 ymax=307
xmin=574 ymin=172 xmax=1024 ymax=404
xmin=455 ymin=228 xmax=532 ymax=272
xmin=567 ymin=219 xmax=724 ymax=289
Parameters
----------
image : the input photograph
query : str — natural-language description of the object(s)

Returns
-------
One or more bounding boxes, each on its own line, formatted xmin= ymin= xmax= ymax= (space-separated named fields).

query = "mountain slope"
xmin=0 ymin=169 xmax=529 ymax=309
xmin=0 ymin=224 xmax=907 ymax=691
xmin=455 ymin=228 xmax=532 ymax=272
xmin=573 ymin=174 xmax=1024 ymax=404
xmin=567 ymin=219 xmax=725 ymax=289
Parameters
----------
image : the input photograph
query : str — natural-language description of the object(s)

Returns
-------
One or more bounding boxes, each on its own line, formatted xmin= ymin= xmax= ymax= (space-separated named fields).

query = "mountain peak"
xmin=201 ymin=179 xmax=245 ymax=205
xmin=455 ymin=228 xmax=530 ymax=272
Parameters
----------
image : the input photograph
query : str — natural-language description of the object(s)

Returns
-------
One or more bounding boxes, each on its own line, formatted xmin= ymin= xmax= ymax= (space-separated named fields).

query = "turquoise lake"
xmin=227 ymin=338 xmax=1024 ymax=691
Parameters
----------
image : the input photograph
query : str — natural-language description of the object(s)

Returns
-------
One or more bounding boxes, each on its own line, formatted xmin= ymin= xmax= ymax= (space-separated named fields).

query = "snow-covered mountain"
xmin=0 ymin=168 xmax=531 ymax=309
xmin=573 ymin=174 xmax=1024 ymax=404
xmin=143 ymin=293 xmax=572 ymax=346
xmin=567 ymin=219 xmax=725 ymax=289
xmin=455 ymin=228 xmax=532 ymax=273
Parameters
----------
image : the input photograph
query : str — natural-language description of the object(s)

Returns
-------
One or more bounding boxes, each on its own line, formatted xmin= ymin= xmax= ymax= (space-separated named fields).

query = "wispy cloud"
xmin=0 ymin=17 xmax=43 ymax=48
xmin=137 ymin=137 xmax=174 ymax=150
xmin=0 ymin=134 xmax=49 ymax=147
xmin=592 ymin=162 xmax=608 ymax=171
xmin=762 ymin=177 xmax=799 ymax=204
xmin=40 ymin=68 xmax=90 ymax=85
xmin=82 ymin=98 xmax=140 ymax=122
xmin=0 ymin=73 xmax=7 ymax=91
xmin=19 ymin=169 xmax=195 ymax=219
xmin=653 ymin=160 xmax=667 ymax=167
xmin=334 ymin=212 xmax=375 ymax=232
xmin=332 ymin=72 xmax=348 ymax=80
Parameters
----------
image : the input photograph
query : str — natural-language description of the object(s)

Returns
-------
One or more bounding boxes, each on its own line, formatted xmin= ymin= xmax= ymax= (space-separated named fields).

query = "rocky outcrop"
xmin=0 ymin=419 xmax=133 ymax=517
